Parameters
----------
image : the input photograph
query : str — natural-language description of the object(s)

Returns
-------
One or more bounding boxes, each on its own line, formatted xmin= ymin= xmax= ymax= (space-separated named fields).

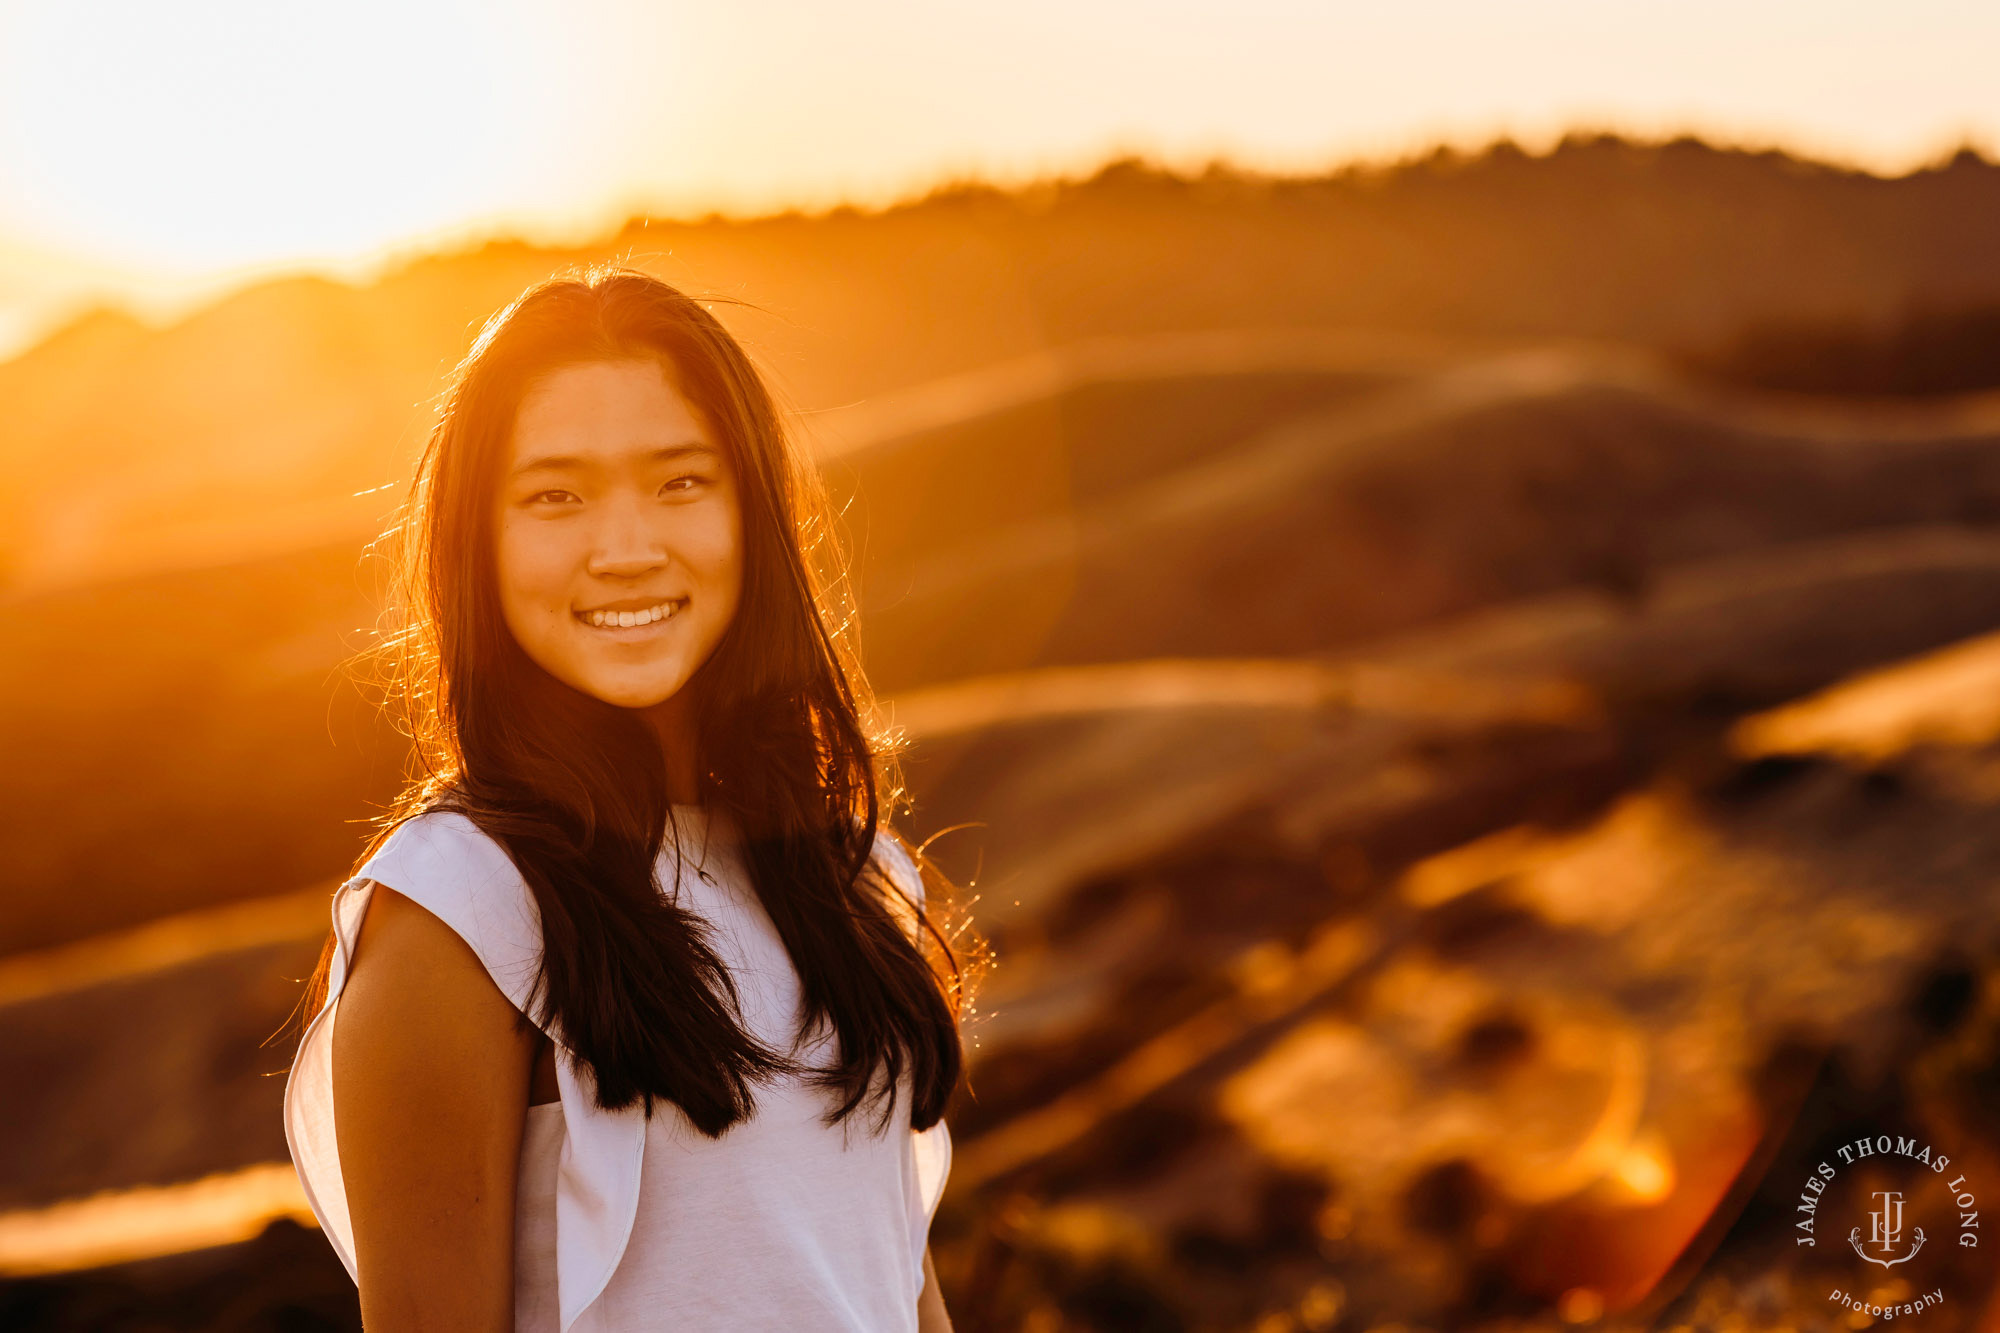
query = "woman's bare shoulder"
xmin=350 ymin=880 xmax=489 ymax=985
xmin=341 ymin=881 xmax=532 ymax=1045
xmin=349 ymin=809 xmax=546 ymax=1015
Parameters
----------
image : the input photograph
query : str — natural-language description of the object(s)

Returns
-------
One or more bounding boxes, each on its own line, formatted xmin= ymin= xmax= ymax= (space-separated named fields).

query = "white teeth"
xmin=582 ymin=600 xmax=681 ymax=629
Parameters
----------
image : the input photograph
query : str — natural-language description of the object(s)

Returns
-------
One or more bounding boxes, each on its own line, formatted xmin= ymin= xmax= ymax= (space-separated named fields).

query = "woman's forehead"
xmin=508 ymin=358 xmax=719 ymax=474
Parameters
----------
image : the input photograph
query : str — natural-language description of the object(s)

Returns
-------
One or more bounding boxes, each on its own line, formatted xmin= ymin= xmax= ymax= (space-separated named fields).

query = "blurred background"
xmin=6 ymin=2 xmax=2000 ymax=1329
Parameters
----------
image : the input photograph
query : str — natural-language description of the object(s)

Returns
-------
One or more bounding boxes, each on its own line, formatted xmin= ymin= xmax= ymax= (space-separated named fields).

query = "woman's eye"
xmin=526 ymin=490 xmax=577 ymax=506
xmin=661 ymin=474 xmax=705 ymax=495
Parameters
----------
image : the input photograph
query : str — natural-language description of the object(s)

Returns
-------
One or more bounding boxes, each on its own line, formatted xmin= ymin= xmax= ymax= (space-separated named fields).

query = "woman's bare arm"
xmin=917 ymin=1244 xmax=955 ymax=1332
xmin=331 ymin=883 xmax=539 ymax=1332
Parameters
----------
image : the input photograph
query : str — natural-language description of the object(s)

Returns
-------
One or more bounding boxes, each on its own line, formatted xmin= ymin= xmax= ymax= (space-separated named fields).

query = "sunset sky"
xmin=0 ymin=0 xmax=1994 ymax=354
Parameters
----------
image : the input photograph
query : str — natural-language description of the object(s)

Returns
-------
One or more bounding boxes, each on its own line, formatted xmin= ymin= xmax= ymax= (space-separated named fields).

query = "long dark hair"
xmin=301 ymin=263 xmax=980 ymax=1137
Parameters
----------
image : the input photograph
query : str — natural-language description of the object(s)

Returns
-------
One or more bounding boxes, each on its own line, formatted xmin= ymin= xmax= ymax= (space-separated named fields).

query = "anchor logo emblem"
xmin=1850 ymin=1190 xmax=1926 ymax=1268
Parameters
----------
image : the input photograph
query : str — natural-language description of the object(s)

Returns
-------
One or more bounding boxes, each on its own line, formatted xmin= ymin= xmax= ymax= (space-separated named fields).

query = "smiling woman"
xmin=282 ymin=266 xmax=976 ymax=1332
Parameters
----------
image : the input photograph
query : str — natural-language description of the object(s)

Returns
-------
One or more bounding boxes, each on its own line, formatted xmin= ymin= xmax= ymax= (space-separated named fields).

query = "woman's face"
xmin=494 ymin=357 xmax=742 ymax=710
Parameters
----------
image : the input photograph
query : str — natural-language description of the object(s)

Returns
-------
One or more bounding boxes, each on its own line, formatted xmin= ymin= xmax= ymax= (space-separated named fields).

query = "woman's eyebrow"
xmin=510 ymin=442 xmax=716 ymax=477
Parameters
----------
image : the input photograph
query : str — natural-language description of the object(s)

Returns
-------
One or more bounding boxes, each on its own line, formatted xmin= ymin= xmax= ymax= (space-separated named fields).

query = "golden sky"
xmin=0 ymin=0 xmax=1993 ymax=351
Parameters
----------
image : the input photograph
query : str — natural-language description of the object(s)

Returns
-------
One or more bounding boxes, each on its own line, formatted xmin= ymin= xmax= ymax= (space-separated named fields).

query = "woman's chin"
xmin=569 ymin=667 xmax=688 ymax=711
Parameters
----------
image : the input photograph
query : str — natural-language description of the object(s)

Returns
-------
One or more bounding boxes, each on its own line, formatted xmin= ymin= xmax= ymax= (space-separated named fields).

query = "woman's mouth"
xmin=575 ymin=597 xmax=687 ymax=631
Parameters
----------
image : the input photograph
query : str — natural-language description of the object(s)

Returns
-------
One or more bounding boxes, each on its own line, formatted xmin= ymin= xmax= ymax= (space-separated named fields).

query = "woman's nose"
xmin=585 ymin=493 xmax=667 ymax=576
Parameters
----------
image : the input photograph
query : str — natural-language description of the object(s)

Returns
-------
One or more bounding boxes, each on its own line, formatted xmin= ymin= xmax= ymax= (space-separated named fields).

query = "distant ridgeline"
xmin=16 ymin=133 xmax=2000 ymax=385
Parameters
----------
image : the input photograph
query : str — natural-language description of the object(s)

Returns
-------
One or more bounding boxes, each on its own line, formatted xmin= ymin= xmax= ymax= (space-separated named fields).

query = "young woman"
xmin=283 ymin=266 xmax=978 ymax=1332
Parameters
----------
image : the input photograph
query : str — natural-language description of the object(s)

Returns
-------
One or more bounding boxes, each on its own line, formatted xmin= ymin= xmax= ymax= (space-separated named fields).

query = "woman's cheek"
xmin=692 ymin=496 xmax=743 ymax=584
xmin=506 ymin=523 xmax=565 ymax=604
xmin=496 ymin=524 xmax=561 ymax=646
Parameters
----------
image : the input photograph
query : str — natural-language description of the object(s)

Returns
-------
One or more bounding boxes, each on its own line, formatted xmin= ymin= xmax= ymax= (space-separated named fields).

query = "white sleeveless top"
xmin=283 ymin=804 xmax=953 ymax=1332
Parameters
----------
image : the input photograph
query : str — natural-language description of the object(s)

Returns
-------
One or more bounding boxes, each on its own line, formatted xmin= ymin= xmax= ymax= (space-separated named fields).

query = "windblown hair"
xmin=301 ymin=263 xmax=982 ymax=1137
